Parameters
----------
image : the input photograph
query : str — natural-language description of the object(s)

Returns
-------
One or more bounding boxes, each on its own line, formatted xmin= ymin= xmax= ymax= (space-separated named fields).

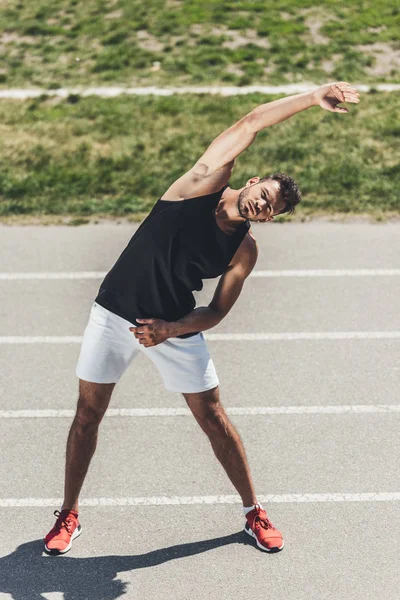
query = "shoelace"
xmin=53 ymin=509 xmax=74 ymax=534
xmin=251 ymin=505 xmax=276 ymax=531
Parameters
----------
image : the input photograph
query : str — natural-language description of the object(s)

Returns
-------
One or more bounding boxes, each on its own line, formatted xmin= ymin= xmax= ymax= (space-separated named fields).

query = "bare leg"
xmin=183 ymin=386 xmax=257 ymax=507
xmin=62 ymin=379 xmax=116 ymax=512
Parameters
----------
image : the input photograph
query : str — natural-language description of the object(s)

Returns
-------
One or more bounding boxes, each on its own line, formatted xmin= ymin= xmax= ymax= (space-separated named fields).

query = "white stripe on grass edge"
xmin=1 ymin=332 xmax=400 ymax=344
xmin=1 ymin=493 xmax=400 ymax=507
xmin=1 ymin=405 xmax=400 ymax=419
xmin=1 ymin=84 xmax=400 ymax=100
xmin=2 ymin=269 xmax=400 ymax=280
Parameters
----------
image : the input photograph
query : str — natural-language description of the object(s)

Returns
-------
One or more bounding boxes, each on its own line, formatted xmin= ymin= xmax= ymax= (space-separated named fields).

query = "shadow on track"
xmin=0 ymin=531 xmax=254 ymax=599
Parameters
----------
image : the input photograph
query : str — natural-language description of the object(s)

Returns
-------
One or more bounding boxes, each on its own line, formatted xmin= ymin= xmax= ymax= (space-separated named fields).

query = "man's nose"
xmin=256 ymin=199 xmax=266 ymax=211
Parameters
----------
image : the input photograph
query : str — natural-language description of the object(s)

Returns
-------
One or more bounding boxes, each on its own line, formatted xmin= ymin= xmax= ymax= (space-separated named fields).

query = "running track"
xmin=0 ymin=222 xmax=399 ymax=600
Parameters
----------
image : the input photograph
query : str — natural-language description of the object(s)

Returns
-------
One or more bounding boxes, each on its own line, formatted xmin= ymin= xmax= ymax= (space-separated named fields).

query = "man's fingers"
xmin=334 ymin=82 xmax=360 ymax=100
xmin=344 ymin=87 xmax=360 ymax=95
xmin=136 ymin=318 xmax=156 ymax=323
xmin=141 ymin=340 xmax=154 ymax=347
xmin=133 ymin=330 xmax=147 ymax=340
xmin=343 ymin=93 xmax=360 ymax=103
xmin=333 ymin=106 xmax=349 ymax=113
xmin=337 ymin=81 xmax=359 ymax=93
xmin=332 ymin=84 xmax=345 ymax=102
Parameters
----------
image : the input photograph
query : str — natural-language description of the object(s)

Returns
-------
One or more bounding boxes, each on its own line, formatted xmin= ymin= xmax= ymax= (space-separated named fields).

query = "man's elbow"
xmin=242 ymin=111 xmax=261 ymax=135
xmin=207 ymin=303 xmax=227 ymax=324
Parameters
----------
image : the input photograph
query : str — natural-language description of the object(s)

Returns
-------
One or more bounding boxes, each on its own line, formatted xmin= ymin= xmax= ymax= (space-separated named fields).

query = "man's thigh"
xmin=76 ymin=302 xmax=140 ymax=384
xmin=142 ymin=332 xmax=219 ymax=393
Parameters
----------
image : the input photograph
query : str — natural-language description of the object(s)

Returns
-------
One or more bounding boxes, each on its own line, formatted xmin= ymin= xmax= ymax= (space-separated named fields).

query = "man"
xmin=44 ymin=81 xmax=360 ymax=555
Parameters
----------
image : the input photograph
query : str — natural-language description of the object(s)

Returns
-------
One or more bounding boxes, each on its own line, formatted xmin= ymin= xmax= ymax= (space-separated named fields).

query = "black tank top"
xmin=95 ymin=185 xmax=250 ymax=338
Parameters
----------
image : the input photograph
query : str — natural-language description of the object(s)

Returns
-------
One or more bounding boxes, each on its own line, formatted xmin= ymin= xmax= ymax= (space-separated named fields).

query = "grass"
xmin=0 ymin=91 xmax=399 ymax=220
xmin=0 ymin=0 xmax=399 ymax=89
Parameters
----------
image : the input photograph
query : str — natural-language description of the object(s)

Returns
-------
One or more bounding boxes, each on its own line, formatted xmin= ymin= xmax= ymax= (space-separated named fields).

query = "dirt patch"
xmin=321 ymin=54 xmax=342 ymax=73
xmin=298 ymin=7 xmax=337 ymax=45
xmin=305 ymin=16 xmax=330 ymax=44
xmin=190 ymin=24 xmax=203 ymax=36
xmin=225 ymin=64 xmax=245 ymax=76
xmin=367 ymin=26 xmax=387 ymax=34
xmin=46 ymin=10 xmax=72 ymax=28
xmin=263 ymin=65 xmax=275 ymax=76
xmin=320 ymin=59 xmax=334 ymax=73
xmin=357 ymin=42 xmax=400 ymax=76
xmin=0 ymin=127 xmax=45 ymax=152
xmin=189 ymin=24 xmax=270 ymax=50
xmin=221 ymin=28 xmax=270 ymax=50
xmin=105 ymin=10 xmax=123 ymax=19
xmin=0 ymin=33 xmax=36 ymax=45
xmin=136 ymin=30 xmax=164 ymax=53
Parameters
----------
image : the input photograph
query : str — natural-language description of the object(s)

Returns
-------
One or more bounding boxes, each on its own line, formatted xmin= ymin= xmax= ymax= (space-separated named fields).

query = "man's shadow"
xmin=0 ymin=531 xmax=253 ymax=600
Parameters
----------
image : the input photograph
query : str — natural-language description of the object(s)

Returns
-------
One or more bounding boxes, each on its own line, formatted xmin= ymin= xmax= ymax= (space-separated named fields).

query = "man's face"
xmin=237 ymin=179 xmax=285 ymax=222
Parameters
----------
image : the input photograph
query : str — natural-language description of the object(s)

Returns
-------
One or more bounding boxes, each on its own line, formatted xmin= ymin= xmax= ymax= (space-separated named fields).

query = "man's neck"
xmin=215 ymin=186 xmax=247 ymax=226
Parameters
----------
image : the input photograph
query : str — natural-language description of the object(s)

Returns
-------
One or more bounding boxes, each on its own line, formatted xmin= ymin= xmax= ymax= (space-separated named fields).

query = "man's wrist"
xmin=166 ymin=321 xmax=180 ymax=338
xmin=310 ymin=83 xmax=331 ymax=107
xmin=307 ymin=88 xmax=320 ymax=107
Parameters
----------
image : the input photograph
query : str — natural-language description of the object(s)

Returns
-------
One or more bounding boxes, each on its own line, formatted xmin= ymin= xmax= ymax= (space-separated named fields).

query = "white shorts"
xmin=76 ymin=302 xmax=219 ymax=393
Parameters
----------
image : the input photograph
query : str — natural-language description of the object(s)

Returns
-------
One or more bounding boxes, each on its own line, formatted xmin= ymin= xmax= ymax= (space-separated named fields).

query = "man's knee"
xmin=204 ymin=404 xmax=229 ymax=438
xmin=75 ymin=379 xmax=115 ymax=429
xmin=183 ymin=387 xmax=229 ymax=437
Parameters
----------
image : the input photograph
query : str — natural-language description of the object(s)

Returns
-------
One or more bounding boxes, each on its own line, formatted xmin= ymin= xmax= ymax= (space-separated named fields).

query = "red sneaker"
xmin=244 ymin=504 xmax=284 ymax=552
xmin=44 ymin=509 xmax=82 ymax=555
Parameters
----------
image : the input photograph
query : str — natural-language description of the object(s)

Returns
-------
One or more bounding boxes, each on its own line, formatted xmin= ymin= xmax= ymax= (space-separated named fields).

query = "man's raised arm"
xmin=197 ymin=82 xmax=360 ymax=172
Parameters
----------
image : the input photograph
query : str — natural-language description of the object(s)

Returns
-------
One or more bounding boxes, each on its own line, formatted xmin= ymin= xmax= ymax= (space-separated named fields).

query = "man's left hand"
xmin=313 ymin=81 xmax=360 ymax=113
xmin=129 ymin=318 xmax=173 ymax=347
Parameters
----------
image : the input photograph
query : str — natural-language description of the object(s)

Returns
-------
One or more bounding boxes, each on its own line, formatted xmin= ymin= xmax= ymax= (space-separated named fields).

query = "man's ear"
xmin=246 ymin=176 xmax=260 ymax=187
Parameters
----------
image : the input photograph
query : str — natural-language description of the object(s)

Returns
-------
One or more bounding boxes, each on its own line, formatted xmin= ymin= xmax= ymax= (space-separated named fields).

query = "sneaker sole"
xmin=44 ymin=524 xmax=82 ymax=556
xmin=244 ymin=523 xmax=284 ymax=553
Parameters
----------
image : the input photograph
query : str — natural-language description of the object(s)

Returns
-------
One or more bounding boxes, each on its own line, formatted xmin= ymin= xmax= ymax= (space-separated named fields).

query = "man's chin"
xmin=238 ymin=205 xmax=250 ymax=220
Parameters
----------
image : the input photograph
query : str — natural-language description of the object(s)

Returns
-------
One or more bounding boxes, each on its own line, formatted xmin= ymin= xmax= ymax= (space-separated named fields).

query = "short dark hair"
xmin=259 ymin=172 xmax=301 ymax=215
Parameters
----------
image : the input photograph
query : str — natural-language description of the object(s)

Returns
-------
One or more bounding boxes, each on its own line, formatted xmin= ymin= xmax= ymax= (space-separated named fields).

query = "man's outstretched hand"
xmin=313 ymin=81 xmax=360 ymax=113
xmin=129 ymin=318 xmax=173 ymax=347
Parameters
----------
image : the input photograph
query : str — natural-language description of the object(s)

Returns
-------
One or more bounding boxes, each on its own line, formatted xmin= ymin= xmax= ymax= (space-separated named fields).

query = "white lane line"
xmin=1 ymin=493 xmax=400 ymax=507
xmin=1 ymin=332 xmax=400 ymax=344
xmin=1 ymin=269 xmax=400 ymax=280
xmin=0 ymin=84 xmax=399 ymax=100
xmin=250 ymin=269 xmax=400 ymax=277
xmin=207 ymin=332 xmax=400 ymax=341
xmin=0 ymin=336 xmax=82 ymax=343
xmin=0 ymin=272 xmax=105 ymax=280
xmin=1 ymin=405 xmax=400 ymax=419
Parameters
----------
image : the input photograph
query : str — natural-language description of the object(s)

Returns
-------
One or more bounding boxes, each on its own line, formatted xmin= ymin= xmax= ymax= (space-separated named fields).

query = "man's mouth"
xmin=248 ymin=201 xmax=256 ymax=215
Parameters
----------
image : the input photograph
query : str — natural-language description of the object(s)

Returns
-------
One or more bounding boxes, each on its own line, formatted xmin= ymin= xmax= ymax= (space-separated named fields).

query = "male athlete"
xmin=44 ymin=81 xmax=359 ymax=555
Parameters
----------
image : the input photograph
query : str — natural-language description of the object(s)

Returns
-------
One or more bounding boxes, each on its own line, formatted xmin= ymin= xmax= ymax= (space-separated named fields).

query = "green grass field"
xmin=1 ymin=1 xmax=399 ymax=220
xmin=0 ymin=91 xmax=398 ymax=222
xmin=1 ymin=0 xmax=399 ymax=89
